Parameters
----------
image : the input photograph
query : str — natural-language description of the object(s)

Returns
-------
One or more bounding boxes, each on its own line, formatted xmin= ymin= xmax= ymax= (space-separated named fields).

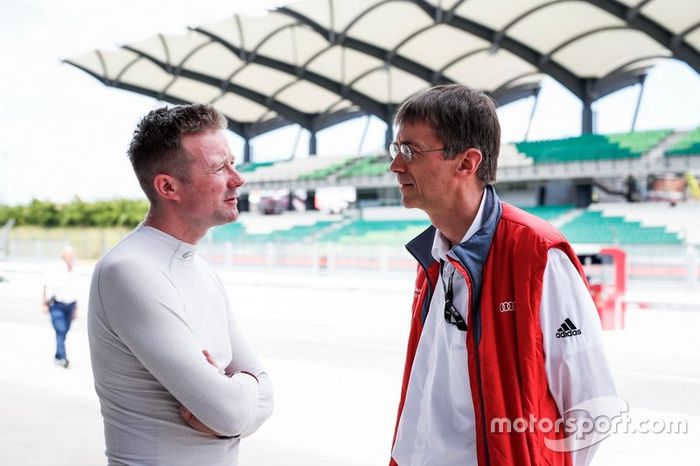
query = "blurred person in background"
xmin=42 ymin=244 xmax=78 ymax=368
xmin=88 ymin=104 xmax=272 ymax=466
xmin=388 ymin=84 xmax=617 ymax=466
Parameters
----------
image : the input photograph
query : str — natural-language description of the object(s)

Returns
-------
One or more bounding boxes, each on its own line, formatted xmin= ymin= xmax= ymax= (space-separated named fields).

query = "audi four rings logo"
xmin=499 ymin=301 xmax=516 ymax=312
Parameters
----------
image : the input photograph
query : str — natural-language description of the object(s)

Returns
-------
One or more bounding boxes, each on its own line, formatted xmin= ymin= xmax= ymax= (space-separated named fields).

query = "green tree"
xmin=25 ymin=199 xmax=60 ymax=226
xmin=0 ymin=198 xmax=148 ymax=227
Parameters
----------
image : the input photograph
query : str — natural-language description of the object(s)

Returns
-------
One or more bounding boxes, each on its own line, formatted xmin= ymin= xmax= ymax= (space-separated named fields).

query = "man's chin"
xmin=400 ymin=196 xmax=414 ymax=208
xmin=216 ymin=208 xmax=239 ymax=225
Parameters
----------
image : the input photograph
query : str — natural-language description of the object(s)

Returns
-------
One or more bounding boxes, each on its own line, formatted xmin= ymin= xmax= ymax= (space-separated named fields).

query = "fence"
xmin=4 ymin=234 xmax=699 ymax=289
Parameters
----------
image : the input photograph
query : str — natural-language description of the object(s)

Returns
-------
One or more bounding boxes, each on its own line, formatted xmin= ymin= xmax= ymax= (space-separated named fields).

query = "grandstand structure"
xmin=62 ymin=0 xmax=700 ymax=275
xmin=205 ymin=124 xmax=700 ymax=264
xmin=65 ymin=0 xmax=700 ymax=159
xmin=236 ymin=126 xmax=699 ymax=185
xmin=231 ymin=126 xmax=700 ymax=215
xmin=205 ymin=199 xmax=695 ymax=247
xmin=64 ymin=1 xmax=700 ymax=178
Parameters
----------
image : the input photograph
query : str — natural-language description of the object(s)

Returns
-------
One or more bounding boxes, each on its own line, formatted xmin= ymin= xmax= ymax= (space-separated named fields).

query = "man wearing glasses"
xmin=388 ymin=85 xmax=617 ymax=466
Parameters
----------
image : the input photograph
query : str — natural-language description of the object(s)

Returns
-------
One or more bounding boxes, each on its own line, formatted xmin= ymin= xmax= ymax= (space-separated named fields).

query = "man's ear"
xmin=152 ymin=174 xmax=181 ymax=202
xmin=456 ymin=148 xmax=482 ymax=178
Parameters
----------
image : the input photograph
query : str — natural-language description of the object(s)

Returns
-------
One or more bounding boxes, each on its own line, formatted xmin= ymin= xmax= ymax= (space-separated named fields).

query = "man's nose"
xmin=389 ymin=154 xmax=405 ymax=173
xmin=229 ymin=167 xmax=245 ymax=188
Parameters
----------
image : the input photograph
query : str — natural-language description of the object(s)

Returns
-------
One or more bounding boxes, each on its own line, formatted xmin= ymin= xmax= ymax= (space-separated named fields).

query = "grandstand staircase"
xmin=550 ymin=208 xmax=584 ymax=229
xmin=310 ymin=216 xmax=355 ymax=241
xmin=644 ymin=130 xmax=688 ymax=163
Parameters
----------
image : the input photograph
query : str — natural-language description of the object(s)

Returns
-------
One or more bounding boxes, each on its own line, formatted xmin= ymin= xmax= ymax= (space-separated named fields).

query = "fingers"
xmin=178 ymin=405 xmax=219 ymax=435
xmin=201 ymin=349 xmax=217 ymax=368
xmin=179 ymin=405 xmax=193 ymax=424
xmin=189 ymin=416 xmax=218 ymax=435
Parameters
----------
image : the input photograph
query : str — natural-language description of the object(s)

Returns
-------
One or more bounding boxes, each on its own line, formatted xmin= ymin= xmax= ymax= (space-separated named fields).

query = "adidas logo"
xmin=555 ymin=318 xmax=582 ymax=338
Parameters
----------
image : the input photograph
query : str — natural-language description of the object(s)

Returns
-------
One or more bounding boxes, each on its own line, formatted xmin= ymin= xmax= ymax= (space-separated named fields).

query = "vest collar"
xmin=406 ymin=185 xmax=502 ymax=274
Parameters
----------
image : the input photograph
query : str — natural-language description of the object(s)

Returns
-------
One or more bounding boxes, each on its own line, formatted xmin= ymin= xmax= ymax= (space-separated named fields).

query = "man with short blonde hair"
xmin=89 ymin=104 xmax=272 ymax=466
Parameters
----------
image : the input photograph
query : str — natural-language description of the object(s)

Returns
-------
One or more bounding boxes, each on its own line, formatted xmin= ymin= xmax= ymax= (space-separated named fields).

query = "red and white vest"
xmin=392 ymin=187 xmax=587 ymax=466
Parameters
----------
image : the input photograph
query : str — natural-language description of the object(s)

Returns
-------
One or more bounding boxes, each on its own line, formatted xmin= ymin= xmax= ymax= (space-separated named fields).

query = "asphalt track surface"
xmin=0 ymin=262 xmax=698 ymax=465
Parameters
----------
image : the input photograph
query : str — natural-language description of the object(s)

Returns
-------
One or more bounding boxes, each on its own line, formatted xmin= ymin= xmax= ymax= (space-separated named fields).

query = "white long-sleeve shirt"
xmin=393 ymin=194 xmax=616 ymax=466
xmin=43 ymin=261 xmax=79 ymax=304
xmin=88 ymin=224 xmax=272 ymax=466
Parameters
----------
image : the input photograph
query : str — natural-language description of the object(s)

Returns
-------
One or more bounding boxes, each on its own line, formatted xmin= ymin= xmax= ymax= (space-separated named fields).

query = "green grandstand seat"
xmin=559 ymin=211 xmax=682 ymax=245
xmin=237 ymin=161 xmax=275 ymax=173
xmin=210 ymin=220 xmax=338 ymax=243
xmin=666 ymin=127 xmax=700 ymax=156
xmin=319 ymin=219 xmax=430 ymax=244
xmin=521 ymin=205 xmax=574 ymax=221
xmin=299 ymin=160 xmax=350 ymax=180
xmin=516 ymin=130 xmax=671 ymax=163
xmin=210 ymin=204 xmax=681 ymax=246
xmin=337 ymin=155 xmax=390 ymax=178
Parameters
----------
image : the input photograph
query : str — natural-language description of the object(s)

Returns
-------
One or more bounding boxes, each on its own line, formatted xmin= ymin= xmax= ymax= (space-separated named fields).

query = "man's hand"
xmin=178 ymin=348 xmax=225 ymax=435
xmin=178 ymin=405 xmax=221 ymax=435
xmin=42 ymin=288 xmax=50 ymax=313
xmin=202 ymin=349 xmax=218 ymax=369
xmin=202 ymin=348 xmax=228 ymax=375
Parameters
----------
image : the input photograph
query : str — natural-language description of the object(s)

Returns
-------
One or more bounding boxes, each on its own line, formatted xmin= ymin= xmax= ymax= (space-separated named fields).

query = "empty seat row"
xmin=515 ymin=130 xmax=671 ymax=163
xmin=666 ymin=127 xmax=700 ymax=157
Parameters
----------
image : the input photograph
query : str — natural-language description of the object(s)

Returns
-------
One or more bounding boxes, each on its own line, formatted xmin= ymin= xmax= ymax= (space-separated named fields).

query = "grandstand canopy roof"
xmin=65 ymin=0 xmax=700 ymax=142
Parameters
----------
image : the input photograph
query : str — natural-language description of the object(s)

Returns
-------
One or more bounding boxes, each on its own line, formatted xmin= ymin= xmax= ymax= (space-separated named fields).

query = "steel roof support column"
xmin=582 ymin=78 xmax=595 ymax=134
xmin=524 ymin=90 xmax=541 ymax=141
xmin=582 ymin=103 xmax=594 ymax=134
xmin=309 ymin=131 xmax=318 ymax=157
xmin=243 ymin=138 xmax=252 ymax=163
xmin=631 ymin=76 xmax=647 ymax=131
xmin=385 ymin=122 xmax=394 ymax=153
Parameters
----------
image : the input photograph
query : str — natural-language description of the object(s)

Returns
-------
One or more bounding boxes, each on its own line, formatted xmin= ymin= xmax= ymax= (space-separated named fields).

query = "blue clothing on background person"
xmin=49 ymin=299 xmax=76 ymax=364
xmin=43 ymin=245 xmax=79 ymax=368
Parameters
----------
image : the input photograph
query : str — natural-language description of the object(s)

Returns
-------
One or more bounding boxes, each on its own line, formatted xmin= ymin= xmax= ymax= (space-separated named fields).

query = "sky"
xmin=1 ymin=0 xmax=699 ymax=205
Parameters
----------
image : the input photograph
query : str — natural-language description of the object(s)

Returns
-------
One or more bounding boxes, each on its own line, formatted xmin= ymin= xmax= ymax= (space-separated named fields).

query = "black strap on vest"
xmin=440 ymin=260 xmax=467 ymax=331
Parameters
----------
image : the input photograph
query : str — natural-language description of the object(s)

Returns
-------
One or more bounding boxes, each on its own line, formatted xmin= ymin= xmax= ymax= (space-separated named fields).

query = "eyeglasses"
xmin=389 ymin=142 xmax=445 ymax=162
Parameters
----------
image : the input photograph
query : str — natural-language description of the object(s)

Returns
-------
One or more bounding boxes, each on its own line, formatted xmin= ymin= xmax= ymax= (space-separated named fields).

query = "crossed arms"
xmin=93 ymin=259 xmax=273 ymax=438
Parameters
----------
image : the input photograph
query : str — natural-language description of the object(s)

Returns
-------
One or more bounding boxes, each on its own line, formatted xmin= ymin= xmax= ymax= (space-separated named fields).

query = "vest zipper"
xmin=410 ymin=255 xmax=436 ymax=324
xmin=464 ymin=265 xmax=491 ymax=466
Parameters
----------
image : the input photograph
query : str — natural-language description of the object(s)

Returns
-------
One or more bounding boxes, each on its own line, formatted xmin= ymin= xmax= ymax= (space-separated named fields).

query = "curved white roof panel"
xmin=64 ymin=0 xmax=700 ymax=139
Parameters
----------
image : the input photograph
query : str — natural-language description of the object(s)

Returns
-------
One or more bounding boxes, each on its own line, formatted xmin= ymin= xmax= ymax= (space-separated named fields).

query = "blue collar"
xmin=405 ymin=185 xmax=503 ymax=337
xmin=406 ymin=185 xmax=502 ymax=274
